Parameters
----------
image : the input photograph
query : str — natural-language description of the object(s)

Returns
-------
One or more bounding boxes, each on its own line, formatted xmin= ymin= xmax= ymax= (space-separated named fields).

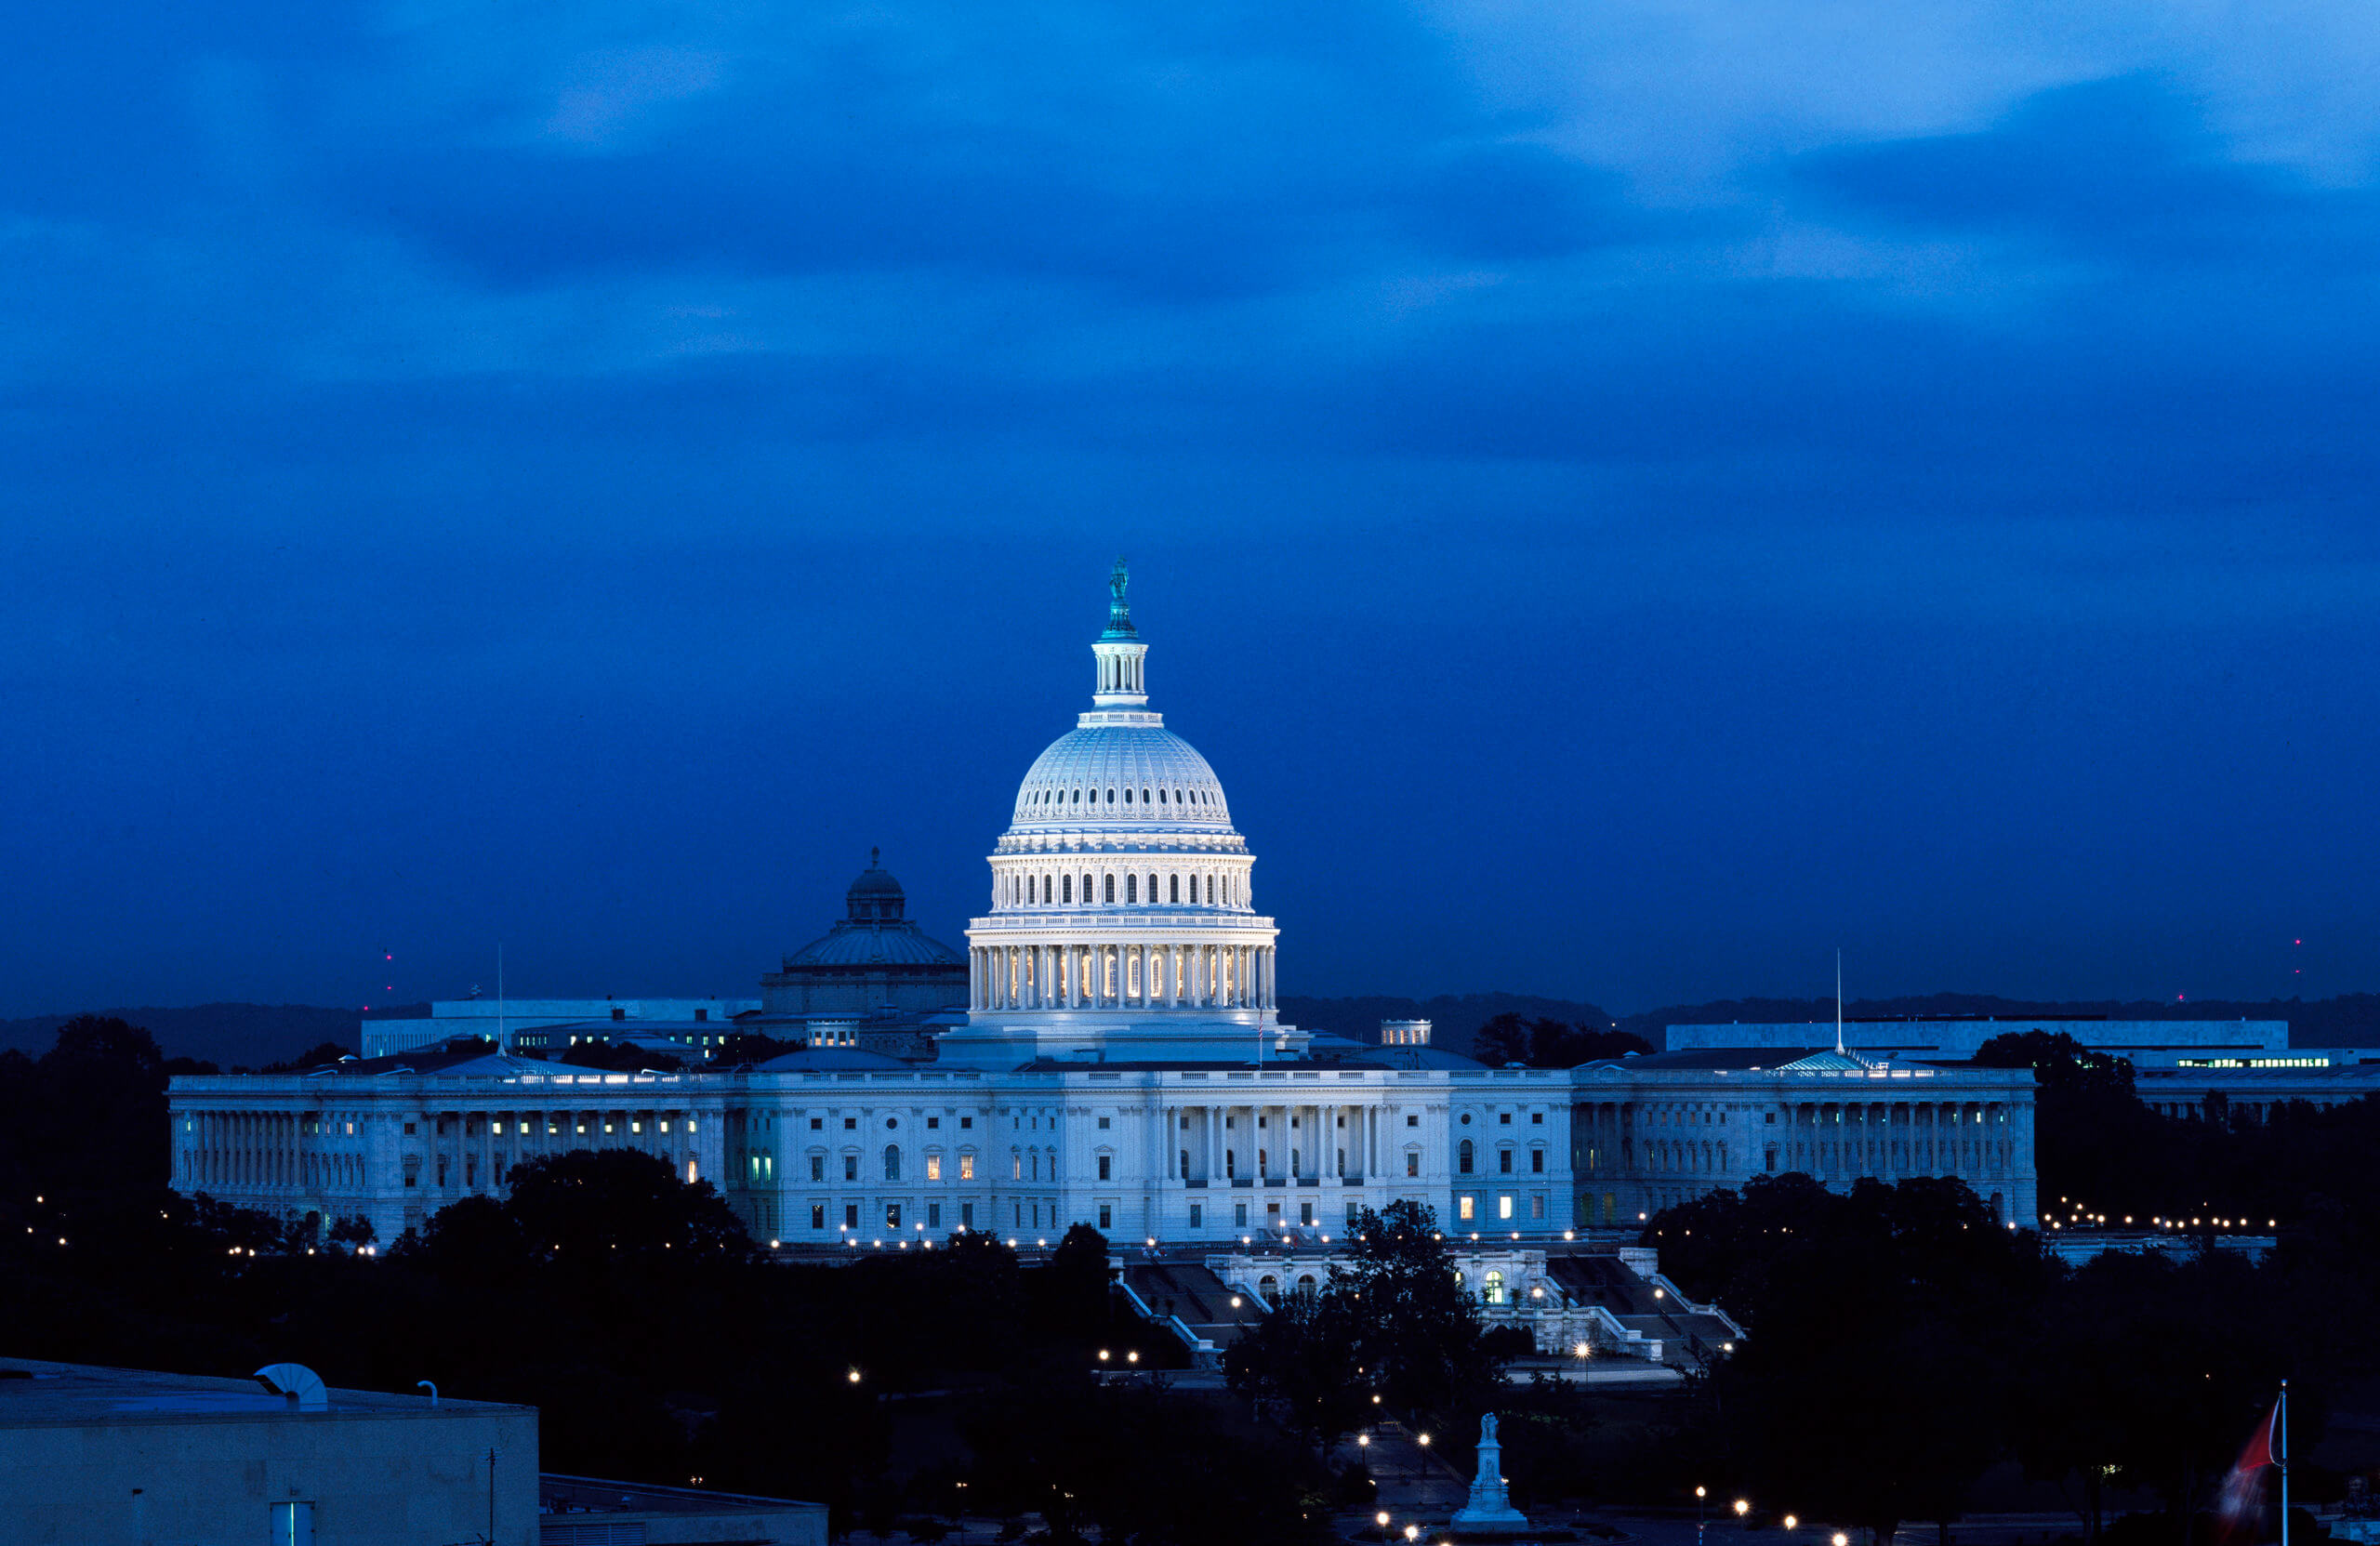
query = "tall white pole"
xmin=1835 ymin=950 xmax=1845 ymax=1055
xmin=2281 ymin=1381 xmax=2290 ymax=1546
xmin=496 ymin=944 xmax=507 ymax=1056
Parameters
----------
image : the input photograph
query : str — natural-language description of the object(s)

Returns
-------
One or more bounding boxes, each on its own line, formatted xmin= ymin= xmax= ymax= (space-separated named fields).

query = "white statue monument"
xmin=1449 ymin=1411 xmax=1531 ymax=1536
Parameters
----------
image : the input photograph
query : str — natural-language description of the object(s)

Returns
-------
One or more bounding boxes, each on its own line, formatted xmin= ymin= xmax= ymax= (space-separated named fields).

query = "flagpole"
xmin=2281 ymin=1381 xmax=2290 ymax=1546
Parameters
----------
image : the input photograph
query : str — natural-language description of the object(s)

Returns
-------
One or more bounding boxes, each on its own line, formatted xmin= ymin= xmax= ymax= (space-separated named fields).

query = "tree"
xmin=1224 ymin=1278 xmax=1369 ymax=1449
xmin=1474 ymin=1013 xmax=1651 ymax=1068
xmin=261 ymin=1041 xmax=353 ymax=1073
xmin=500 ymin=1148 xmax=753 ymax=1265
xmin=1340 ymin=1199 xmax=1501 ymax=1415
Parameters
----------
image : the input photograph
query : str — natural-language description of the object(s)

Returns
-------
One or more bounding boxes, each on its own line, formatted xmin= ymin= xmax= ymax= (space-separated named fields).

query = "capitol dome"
xmin=943 ymin=561 xmax=1294 ymax=1069
xmin=1010 ymin=725 xmax=1232 ymax=828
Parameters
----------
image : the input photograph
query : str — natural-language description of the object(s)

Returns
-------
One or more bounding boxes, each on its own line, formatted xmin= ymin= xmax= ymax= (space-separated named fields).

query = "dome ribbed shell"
xmin=1011 ymin=723 xmax=1232 ymax=828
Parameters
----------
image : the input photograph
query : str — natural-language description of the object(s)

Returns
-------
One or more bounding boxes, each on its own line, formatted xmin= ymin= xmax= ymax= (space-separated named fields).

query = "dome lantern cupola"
xmin=1091 ymin=556 xmax=1149 ymax=710
xmin=845 ymin=847 xmax=906 ymax=922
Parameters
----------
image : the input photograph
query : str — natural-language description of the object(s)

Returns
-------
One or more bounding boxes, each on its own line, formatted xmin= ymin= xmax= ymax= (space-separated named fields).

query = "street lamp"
xmin=1696 ymin=1486 xmax=1708 ymax=1546
xmin=1358 ymin=1434 xmax=1371 ymax=1449
xmin=1406 ymin=1529 xmax=1419 ymax=1543
xmin=1782 ymin=1518 xmax=1797 ymax=1532
xmin=1832 ymin=1534 xmax=1848 ymax=1546
xmin=847 ymin=1368 xmax=862 ymax=1384
xmin=1379 ymin=1513 xmax=1392 ymax=1529
xmin=1735 ymin=1500 xmax=1750 ymax=1520
xmin=1417 ymin=1434 xmax=1431 ymax=1447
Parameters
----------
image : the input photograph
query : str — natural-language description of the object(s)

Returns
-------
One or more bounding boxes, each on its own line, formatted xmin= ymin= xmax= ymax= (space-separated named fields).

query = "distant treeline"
xmin=11 ymin=990 xmax=2380 ymax=1070
xmin=0 ymin=1003 xmax=430 ymax=1069
xmin=1286 ymin=991 xmax=2380 ymax=1054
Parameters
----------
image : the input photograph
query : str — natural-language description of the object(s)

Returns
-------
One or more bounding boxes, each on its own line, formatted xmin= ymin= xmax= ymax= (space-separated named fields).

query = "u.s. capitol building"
xmin=168 ymin=569 xmax=2041 ymax=1248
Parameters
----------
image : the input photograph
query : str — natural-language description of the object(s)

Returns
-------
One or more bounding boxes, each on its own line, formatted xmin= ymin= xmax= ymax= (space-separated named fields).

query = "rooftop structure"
xmin=0 ymin=1357 xmax=537 ymax=1546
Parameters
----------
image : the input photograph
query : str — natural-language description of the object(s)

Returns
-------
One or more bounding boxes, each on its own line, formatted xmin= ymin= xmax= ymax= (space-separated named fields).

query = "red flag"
xmin=2216 ymin=1398 xmax=2283 ymax=1541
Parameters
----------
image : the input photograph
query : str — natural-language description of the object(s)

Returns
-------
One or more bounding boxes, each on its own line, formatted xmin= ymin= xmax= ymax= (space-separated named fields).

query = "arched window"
xmin=1158 ymin=787 xmax=1167 ymax=803
xmin=1206 ymin=875 xmax=1215 ymax=905
xmin=1297 ymin=1274 xmax=1317 ymax=1293
xmin=1174 ymin=788 xmax=1183 ymax=804
xmin=1126 ymin=873 xmax=1137 ymax=903
xmin=1104 ymin=873 xmax=1116 ymax=904
xmin=1146 ymin=872 xmax=1157 ymax=904
xmin=1142 ymin=786 xmax=1151 ymax=803
xmin=1259 ymin=1275 xmax=1278 ymax=1296
xmin=1458 ymin=1139 xmax=1475 ymax=1174
xmin=1081 ymin=873 xmax=1092 ymax=904
xmin=1483 ymin=1269 xmax=1506 ymax=1304
xmin=1106 ymin=787 xmax=1116 ymax=803
xmin=1027 ymin=875 xmax=1037 ymax=904
xmin=1062 ymin=875 xmax=1073 ymax=904
xmin=883 ymin=1145 xmax=901 ymax=1182
xmin=1123 ymin=786 xmax=1133 ymax=803
xmin=1170 ymin=874 xmax=1179 ymax=903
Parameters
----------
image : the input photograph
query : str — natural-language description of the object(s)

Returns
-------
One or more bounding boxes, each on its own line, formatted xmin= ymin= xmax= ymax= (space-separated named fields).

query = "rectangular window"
xmin=1097 ymin=1116 xmax=1111 ymax=1130
xmin=1531 ymin=1193 xmax=1546 ymax=1220
xmin=960 ymin=1117 xmax=972 ymax=1129
xmin=961 ymin=1202 xmax=974 ymax=1228
xmin=928 ymin=1117 xmax=940 ymax=1129
xmin=1098 ymin=1156 xmax=1112 ymax=1181
xmin=1500 ymin=1149 xmax=1514 ymax=1174
xmin=1459 ymin=1196 xmax=1474 ymax=1222
xmin=403 ymin=1121 xmax=416 ymax=1136
xmin=1189 ymin=1203 xmax=1203 ymax=1228
xmin=1299 ymin=1202 xmax=1314 ymax=1225
xmin=812 ymin=1204 xmax=826 ymax=1229
xmin=1532 ymin=1112 xmax=1544 ymax=1125
xmin=1531 ymin=1150 xmax=1545 ymax=1173
xmin=1235 ymin=1202 xmax=1249 ymax=1226
xmin=1498 ymin=1196 xmax=1514 ymax=1221
xmin=887 ymin=1203 xmax=901 ymax=1229
xmin=959 ymin=1155 xmax=975 ymax=1182
xmin=1098 ymin=1204 xmax=1112 ymax=1229
xmin=929 ymin=1203 xmax=942 ymax=1229
xmin=1500 ymin=1112 xmax=1512 ymax=1125
xmin=657 ymin=1119 xmax=669 ymax=1134
xmin=844 ymin=1203 xmax=859 ymax=1229
xmin=844 ymin=1117 xmax=856 ymax=1130
xmin=811 ymin=1156 xmax=825 ymax=1181
xmin=1406 ymin=1152 xmax=1420 ymax=1178
xmin=1406 ymin=1114 xmax=1418 ymax=1128
xmin=630 ymin=1119 xmax=642 ymax=1134
xmin=844 ymin=1156 xmax=858 ymax=1182
xmin=927 ymin=1155 xmax=942 ymax=1182
xmin=811 ymin=1117 xmax=823 ymax=1130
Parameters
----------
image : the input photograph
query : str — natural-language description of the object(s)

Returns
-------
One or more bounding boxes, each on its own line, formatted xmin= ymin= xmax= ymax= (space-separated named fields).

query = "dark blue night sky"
xmin=5 ymin=6 xmax=2377 ymax=1017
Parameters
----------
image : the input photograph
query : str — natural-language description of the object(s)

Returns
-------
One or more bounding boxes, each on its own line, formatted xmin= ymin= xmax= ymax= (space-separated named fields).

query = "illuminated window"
xmin=1459 ymin=1196 xmax=1475 ymax=1222
xmin=927 ymin=1155 xmax=943 ymax=1182
xmin=1498 ymin=1196 xmax=1514 ymax=1220
xmin=1406 ymin=1151 xmax=1421 ymax=1177
xmin=959 ymin=1155 xmax=974 ymax=1182
xmin=1484 ymin=1270 xmax=1505 ymax=1304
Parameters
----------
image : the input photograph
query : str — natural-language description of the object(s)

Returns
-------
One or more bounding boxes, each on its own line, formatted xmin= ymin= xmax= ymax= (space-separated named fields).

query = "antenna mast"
xmin=496 ymin=944 xmax=507 ymax=1056
xmin=1835 ymin=950 xmax=1845 ymax=1055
